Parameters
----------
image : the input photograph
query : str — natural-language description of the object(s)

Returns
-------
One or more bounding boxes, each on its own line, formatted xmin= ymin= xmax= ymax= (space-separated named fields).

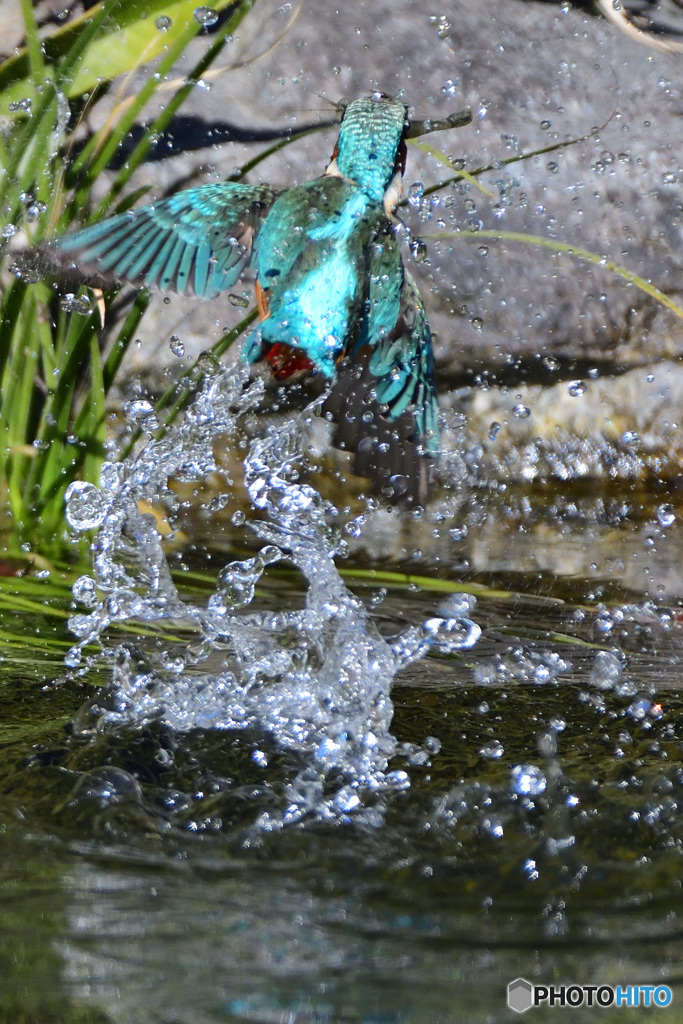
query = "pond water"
xmin=2 ymin=361 xmax=683 ymax=1024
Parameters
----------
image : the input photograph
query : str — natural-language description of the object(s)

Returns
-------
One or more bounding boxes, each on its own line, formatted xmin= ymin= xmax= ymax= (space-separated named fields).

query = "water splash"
xmin=65 ymin=361 xmax=480 ymax=824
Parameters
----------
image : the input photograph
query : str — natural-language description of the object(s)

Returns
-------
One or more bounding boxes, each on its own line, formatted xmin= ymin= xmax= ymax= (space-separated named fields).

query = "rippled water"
xmin=2 ymin=360 xmax=683 ymax=1023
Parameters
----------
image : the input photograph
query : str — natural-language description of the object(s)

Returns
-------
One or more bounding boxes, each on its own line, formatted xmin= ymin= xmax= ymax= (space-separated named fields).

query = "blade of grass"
xmin=100 ymin=0 xmax=259 ymax=214
xmin=26 ymin=295 xmax=103 ymax=508
xmin=67 ymin=0 xmax=242 ymax=202
xmin=419 ymin=116 xmax=613 ymax=201
xmin=229 ymin=124 xmax=331 ymax=182
xmin=0 ymin=0 xmax=238 ymax=109
xmin=3 ymin=291 xmax=42 ymax=524
xmin=432 ymin=228 xmax=683 ymax=323
xmin=339 ymin=566 xmax=567 ymax=604
xmin=18 ymin=0 xmax=47 ymax=86
xmin=119 ymin=306 xmax=258 ymax=461
xmin=98 ymin=288 xmax=151 ymax=396
xmin=408 ymin=138 xmax=495 ymax=198
xmin=83 ymin=333 xmax=106 ymax=484
xmin=0 ymin=86 xmax=60 ymax=249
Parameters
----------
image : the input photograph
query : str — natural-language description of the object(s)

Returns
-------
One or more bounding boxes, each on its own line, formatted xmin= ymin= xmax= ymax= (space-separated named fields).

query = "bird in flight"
xmin=50 ymin=93 xmax=471 ymax=503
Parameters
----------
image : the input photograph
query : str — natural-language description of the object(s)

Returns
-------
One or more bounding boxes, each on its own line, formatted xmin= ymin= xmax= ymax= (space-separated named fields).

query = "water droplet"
xmin=193 ymin=6 xmax=219 ymax=26
xmin=430 ymin=14 xmax=451 ymax=38
xmin=627 ymin=696 xmax=651 ymax=721
xmin=422 ymin=615 xmax=481 ymax=653
xmin=169 ymin=334 xmax=185 ymax=357
xmin=73 ymin=575 xmax=98 ymax=608
xmin=547 ymin=161 xmax=559 ymax=174
xmin=25 ymin=201 xmax=47 ymax=222
xmin=480 ymin=740 xmax=504 ymax=760
xmin=621 ymin=430 xmax=639 ymax=447
xmin=65 ymin=481 xmax=106 ymax=530
xmin=410 ymin=238 xmax=428 ymax=262
xmin=155 ymin=14 xmax=172 ymax=30
xmin=662 ymin=171 xmax=677 ymax=185
xmin=511 ymin=763 xmax=547 ymax=796
xmin=567 ymin=380 xmax=586 ymax=397
xmin=64 ymin=646 xmax=82 ymax=668
xmin=228 ymin=291 xmax=250 ymax=308
xmin=123 ymin=399 xmax=159 ymax=430
xmin=8 ymin=97 xmax=32 ymax=114
xmin=61 ymin=292 xmax=92 ymax=315
xmin=513 ymin=403 xmax=531 ymax=419
xmin=657 ymin=503 xmax=675 ymax=528
xmin=540 ymin=119 xmax=551 ymax=130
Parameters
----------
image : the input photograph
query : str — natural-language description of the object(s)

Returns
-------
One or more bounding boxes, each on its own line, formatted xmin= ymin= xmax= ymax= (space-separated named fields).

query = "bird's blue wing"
xmin=368 ymin=268 xmax=439 ymax=453
xmin=50 ymin=183 xmax=279 ymax=298
xmin=323 ymin=234 xmax=439 ymax=504
xmin=350 ymin=231 xmax=439 ymax=452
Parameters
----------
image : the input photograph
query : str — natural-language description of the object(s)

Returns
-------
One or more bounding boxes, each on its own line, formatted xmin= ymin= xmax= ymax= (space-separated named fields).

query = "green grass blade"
xmin=83 ymin=334 xmax=106 ymax=484
xmin=119 ymin=306 xmax=257 ymax=461
xmin=67 ymin=0 xmax=240 ymax=198
xmin=230 ymin=126 xmax=323 ymax=182
xmin=71 ymin=286 xmax=151 ymax=450
xmin=0 ymin=86 xmax=60 ymax=244
xmin=101 ymin=0 xmax=259 ymax=212
xmin=0 ymin=0 xmax=240 ymax=109
xmin=99 ymin=289 xmax=151 ymax=395
xmin=2 ymin=292 xmax=42 ymax=524
xmin=408 ymin=138 xmax=495 ymax=198
xmin=434 ymin=228 xmax=683 ymax=323
xmin=18 ymin=0 xmax=47 ymax=86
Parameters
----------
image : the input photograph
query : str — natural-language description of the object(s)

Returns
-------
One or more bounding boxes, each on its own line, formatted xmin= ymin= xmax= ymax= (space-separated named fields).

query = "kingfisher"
xmin=50 ymin=94 xmax=471 ymax=503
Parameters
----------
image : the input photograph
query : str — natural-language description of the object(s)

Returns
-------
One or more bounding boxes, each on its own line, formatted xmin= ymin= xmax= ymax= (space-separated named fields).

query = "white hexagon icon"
xmin=508 ymin=977 xmax=533 ymax=1013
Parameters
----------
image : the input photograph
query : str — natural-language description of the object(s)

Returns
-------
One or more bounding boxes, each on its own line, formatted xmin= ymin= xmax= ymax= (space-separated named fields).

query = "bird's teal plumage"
xmin=244 ymin=178 xmax=378 ymax=376
xmin=49 ymin=94 xmax=442 ymax=501
xmin=334 ymin=96 xmax=407 ymax=202
xmin=52 ymin=183 xmax=279 ymax=298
